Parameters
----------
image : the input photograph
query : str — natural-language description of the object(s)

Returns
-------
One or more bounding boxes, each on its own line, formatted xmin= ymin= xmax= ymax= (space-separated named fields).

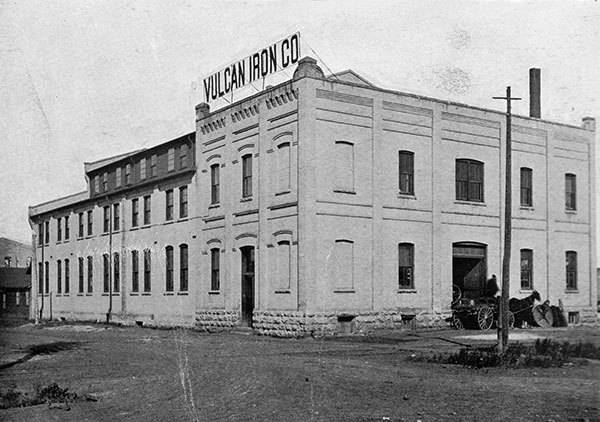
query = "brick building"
xmin=29 ymin=57 xmax=596 ymax=334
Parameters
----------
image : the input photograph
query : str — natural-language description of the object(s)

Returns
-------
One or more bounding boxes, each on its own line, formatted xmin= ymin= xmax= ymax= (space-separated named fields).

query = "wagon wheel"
xmin=477 ymin=306 xmax=494 ymax=330
xmin=508 ymin=311 xmax=515 ymax=329
xmin=452 ymin=285 xmax=462 ymax=304
xmin=452 ymin=316 xmax=464 ymax=330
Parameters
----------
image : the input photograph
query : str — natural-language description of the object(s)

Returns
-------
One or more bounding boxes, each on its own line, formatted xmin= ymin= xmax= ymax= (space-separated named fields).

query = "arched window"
xmin=143 ymin=250 xmax=151 ymax=292
xmin=180 ymin=244 xmax=188 ymax=292
xmin=277 ymin=143 xmax=291 ymax=192
xmin=57 ymin=260 xmax=62 ymax=294
xmin=64 ymin=259 xmax=70 ymax=294
xmin=165 ymin=246 xmax=174 ymax=292
xmin=211 ymin=164 xmax=220 ymax=204
xmin=211 ymin=248 xmax=220 ymax=291
xmin=103 ymin=254 xmax=110 ymax=293
xmin=131 ymin=251 xmax=139 ymax=292
xmin=112 ymin=253 xmax=119 ymax=293
xmin=276 ymin=240 xmax=291 ymax=290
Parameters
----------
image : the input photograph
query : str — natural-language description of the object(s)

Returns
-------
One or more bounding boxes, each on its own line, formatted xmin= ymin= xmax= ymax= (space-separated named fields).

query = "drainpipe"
xmin=106 ymin=198 xmax=113 ymax=324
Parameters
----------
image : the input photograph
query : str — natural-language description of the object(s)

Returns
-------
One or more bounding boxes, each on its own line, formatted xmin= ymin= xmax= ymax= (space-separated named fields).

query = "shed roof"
xmin=0 ymin=267 xmax=31 ymax=289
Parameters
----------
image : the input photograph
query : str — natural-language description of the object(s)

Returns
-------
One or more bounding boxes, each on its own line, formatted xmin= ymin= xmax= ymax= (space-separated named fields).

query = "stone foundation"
xmin=195 ymin=310 xmax=239 ymax=331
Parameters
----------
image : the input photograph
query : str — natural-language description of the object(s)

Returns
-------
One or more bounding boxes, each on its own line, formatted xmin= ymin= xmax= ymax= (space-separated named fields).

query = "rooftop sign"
xmin=203 ymin=32 xmax=300 ymax=102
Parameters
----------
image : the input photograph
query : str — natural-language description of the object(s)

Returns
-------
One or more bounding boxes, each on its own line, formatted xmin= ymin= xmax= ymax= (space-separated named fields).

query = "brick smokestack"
xmin=529 ymin=68 xmax=541 ymax=118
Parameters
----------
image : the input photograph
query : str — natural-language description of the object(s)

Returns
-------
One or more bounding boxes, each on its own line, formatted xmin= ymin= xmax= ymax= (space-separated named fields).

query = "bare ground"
xmin=0 ymin=321 xmax=598 ymax=422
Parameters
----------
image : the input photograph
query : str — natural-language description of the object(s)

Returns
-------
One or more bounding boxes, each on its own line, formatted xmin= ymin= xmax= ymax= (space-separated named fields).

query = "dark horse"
xmin=509 ymin=290 xmax=542 ymax=327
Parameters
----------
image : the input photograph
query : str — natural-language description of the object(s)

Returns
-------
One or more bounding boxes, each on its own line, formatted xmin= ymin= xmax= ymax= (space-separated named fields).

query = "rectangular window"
xmin=456 ymin=159 xmax=484 ymax=202
xmin=166 ymin=190 xmax=174 ymax=221
xmin=125 ymin=164 xmax=132 ymax=185
xmin=57 ymin=260 xmax=62 ymax=294
xmin=116 ymin=167 xmax=122 ymax=187
xmin=565 ymin=174 xmax=576 ymax=210
xmin=242 ymin=154 xmax=253 ymax=198
xmin=180 ymin=144 xmax=188 ymax=168
xmin=277 ymin=241 xmax=291 ymax=290
xmin=87 ymin=256 xmax=93 ymax=293
xmin=332 ymin=240 xmax=353 ymax=290
xmin=38 ymin=262 xmax=43 ymax=294
xmin=94 ymin=175 xmax=100 ymax=194
xmin=144 ymin=195 xmax=151 ymax=225
xmin=113 ymin=253 xmax=120 ymax=292
xmin=277 ymin=143 xmax=290 ymax=192
xmin=179 ymin=186 xmax=188 ymax=218
xmin=113 ymin=204 xmax=120 ymax=231
xmin=103 ymin=254 xmax=110 ymax=293
xmin=132 ymin=198 xmax=139 ymax=227
xmin=78 ymin=257 xmax=84 ymax=293
xmin=566 ymin=251 xmax=577 ymax=290
xmin=64 ymin=259 xmax=70 ymax=294
xmin=168 ymin=148 xmax=175 ymax=171
xmin=165 ymin=246 xmax=174 ymax=292
xmin=211 ymin=164 xmax=220 ymax=204
xmin=87 ymin=210 xmax=93 ymax=236
xmin=143 ymin=250 xmax=151 ymax=292
xmin=102 ymin=172 xmax=108 ymax=191
xmin=44 ymin=261 xmax=49 ymax=293
xmin=57 ymin=217 xmax=62 ymax=242
xmin=398 ymin=243 xmax=414 ymax=289
xmin=78 ymin=213 xmax=84 ymax=237
xmin=38 ymin=223 xmax=43 ymax=246
xmin=64 ymin=216 xmax=69 ymax=240
xmin=180 ymin=244 xmax=188 ymax=292
xmin=132 ymin=251 xmax=139 ymax=292
xmin=211 ymin=249 xmax=220 ymax=291
xmin=45 ymin=221 xmax=49 ymax=244
xmin=335 ymin=141 xmax=354 ymax=192
xmin=103 ymin=206 xmax=110 ymax=233
xmin=140 ymin=158 xmax=147 ymax=180
xmin=520 ymin=249 xmax=533 ymax=290
xmin=520 ymin=168 xmax=533 ymax=206
xmin=150 ymin=154 xmax=157 ymax=177
xmin=399 ymin=151 xmax=414 ymax=195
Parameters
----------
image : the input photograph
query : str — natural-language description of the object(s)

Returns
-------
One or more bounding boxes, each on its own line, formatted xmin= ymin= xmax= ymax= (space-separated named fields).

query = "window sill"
xmin=130 ymin=293 xmax=139 ymax=296
xmin=77 ymin=293 xmax=84 ymax=296
xmin=208 ymin=290 xmax=221 ymax=295
xmin=164 ymin=292 xmax=175 ymax=296
xmin=397 ymin=193 xmax=416 ymax=200
xmin=333 ymin=289 xmax=355 ymax=293
xmin=56 ymin=241 xmax=62 ymax=245
xmin=163 ymin=220 xmax=174 ymax=226
xmin=519 ymin=289 xmax=534 ymax=294
xmin=275 ymin=190 xmax=291 ymax=196
xmin=398 ymin=289 xmax=417 ymax=294
xmin=142 ymin=292 xmax=151 ymax=296
xmin=130 ymin=227 xmax=139 ymax=231
xmin=177 ymin=292 xmax=189 ymax=296
xmin=333 ymin=189 xmax=356 ymax=195
xmin=209 ymin=204 xmax=221 ymax=209
xmin=454 ymin=200 xmax=486 ymax=207
xmin=240 ymin=196 xmax=253 ymax=202
xmin=565 ymin=210 xmax=577 ymax=214
xmin=274 ymin=289 xmax=291 ymax=294
xmin=519 ymin=206 xmax=534 ymax=210
xmin=85 ymin=294 xmax=93 ymax=297
xmin=565 ymin=289 xmax=579 ymax=294
xmin=178 ymin=217 xmax=189 ymax=222
xmin=85 ymin=235 xmax=94 ymax=239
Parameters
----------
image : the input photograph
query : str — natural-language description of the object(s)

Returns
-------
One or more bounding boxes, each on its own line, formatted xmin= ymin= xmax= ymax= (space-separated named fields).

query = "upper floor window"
xmin=566 ymin=251 xmax=577 ymax=290
xmin=399 ymin=151 xmax=414 ymax=195
xmin=102 ymin=172 xmax=108 ymax=191
xmin=87 ymin=210 xmax=93 ymax=236
xmin=242 ymin=154 xmax=253 ymax=198
xmin=456 ymin=159 xmax=484 ymax=202
xmin=57 ymin=217 xmax=62 ymax=242
xmin=277 ymin=143 xmax=291 ymax=192
xmin=211 ymin=164 xmax=220 ymax=205
xmin=94 ymin=175 xmax=100 ymax=194
xmin=132 ymin=198 xmax=139 ymax=227
xmin=334 ymin=141 xmax=354 ymax=192
xmin=165 ymin=246 xmax=174 ymax=292
xmin=140 ymin=158 xmax=147 ymax=180
xmin=78 ymin=213 xmax=84 ymax=237
xmin=180 ymin=244 xmax=188 ymax=292
xmin=103 ymin=206 xmax=110 ymax=233
xmin=398 ymin=243 xmax=414 ymax=289
xmin=520 ymin=249 xmax=533 ymax=290
xmin=565 ymin=173 xmax=576 ymax=210
xmin=116 ymin=167 xmax=122 ymax=187
xmin=180 ymin=144 xmax=188 ymax=168
xmin=168 ymin=148 xmax=175 ymax=172
xmin=64 ymin=216 xmax=70 ymax=240
xmin=45 ymin=221 xmax=49 ymax=244
xmin=38 ymin=223 xmax=43 ymax=246
xmin=150 ymin=154 xmax=157 ymax=177
xmin=179 ymin=186 xmax=188 ymax=218
xmin=113 ymin=204 xmax=120 ymax=231
xmin=144 ymin=195 xmax=151 ymax=225
xmin=520 ymin=168 xmax=532 ymax=206
xmin=166 ymin=190 xmax=174 ymax=221
xmin=125 ymin=164 xmax=132 ymax=185
xmin=210 ymin=248 xmax=220 ymax=291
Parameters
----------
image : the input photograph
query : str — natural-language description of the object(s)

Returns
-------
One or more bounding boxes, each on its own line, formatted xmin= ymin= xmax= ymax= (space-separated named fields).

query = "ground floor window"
xmin=520 ymin=249 xmax=533 ymax=290
xmin=144 ymin=250 xmax=151 ymax=292
xmin=211 ymin=249 xmax=220 ymax=291
xmin=398 ymin=243 xmax=414 ymax=289
xmin=566 ymin=251 xmax=577 ymax=290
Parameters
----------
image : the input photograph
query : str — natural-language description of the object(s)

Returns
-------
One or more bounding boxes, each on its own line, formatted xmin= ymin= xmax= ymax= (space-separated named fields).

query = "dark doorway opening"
xmin=452 ymin=243 xmax=487 ymax=300
xmin=240 ymin=246 xmax=255 ymax=327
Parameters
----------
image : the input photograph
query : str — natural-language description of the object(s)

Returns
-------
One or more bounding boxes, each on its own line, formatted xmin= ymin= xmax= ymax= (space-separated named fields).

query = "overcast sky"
xmin=1 ymin=0 xmax=598 ymax=258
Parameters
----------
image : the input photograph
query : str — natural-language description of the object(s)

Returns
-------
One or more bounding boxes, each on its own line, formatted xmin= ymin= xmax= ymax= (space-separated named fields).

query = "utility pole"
xmin=493 ymin=86 xmax=521 ymax=354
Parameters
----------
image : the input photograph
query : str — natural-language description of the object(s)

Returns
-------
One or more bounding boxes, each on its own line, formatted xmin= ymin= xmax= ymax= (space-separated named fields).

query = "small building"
xmin=0 ymin=267 xmax=31 ymax=319
xmin=29 ymin=57 xmax=596 ymax=334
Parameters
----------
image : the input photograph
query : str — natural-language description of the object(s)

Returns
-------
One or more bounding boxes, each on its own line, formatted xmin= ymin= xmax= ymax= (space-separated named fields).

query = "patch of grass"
xmin=423 ymin=338 xmax=600 ymax=369
xmin=0 ymin=382 xmax=80 ymax=409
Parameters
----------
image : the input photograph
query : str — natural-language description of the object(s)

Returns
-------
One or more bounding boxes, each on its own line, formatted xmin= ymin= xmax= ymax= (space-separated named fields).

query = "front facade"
xmin=30 ymin=57 xmax=597 ymax=334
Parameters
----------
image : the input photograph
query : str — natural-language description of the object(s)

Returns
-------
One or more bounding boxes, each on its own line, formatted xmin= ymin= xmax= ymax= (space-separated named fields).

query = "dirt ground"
xmin=0 ymin=321 xmax=598 ymax=422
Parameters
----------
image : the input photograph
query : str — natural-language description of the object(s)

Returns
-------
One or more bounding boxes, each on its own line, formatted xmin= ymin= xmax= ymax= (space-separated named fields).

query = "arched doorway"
xmin=452 ymin=242 xmax=487 ymax=300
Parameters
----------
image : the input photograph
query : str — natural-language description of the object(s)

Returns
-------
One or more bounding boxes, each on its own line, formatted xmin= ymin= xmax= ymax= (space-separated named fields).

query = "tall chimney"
xmin=529 ymin=68 xmax=541 ymax=118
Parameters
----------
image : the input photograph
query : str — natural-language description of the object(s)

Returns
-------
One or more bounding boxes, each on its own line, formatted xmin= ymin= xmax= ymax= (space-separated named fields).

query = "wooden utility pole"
xmin=493 ymin=86 xmax=521 ymax=353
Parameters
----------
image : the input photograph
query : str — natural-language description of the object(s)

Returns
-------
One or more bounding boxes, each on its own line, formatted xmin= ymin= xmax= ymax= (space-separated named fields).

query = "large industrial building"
xmin=29 ymin=57 xmax=597 ymax=335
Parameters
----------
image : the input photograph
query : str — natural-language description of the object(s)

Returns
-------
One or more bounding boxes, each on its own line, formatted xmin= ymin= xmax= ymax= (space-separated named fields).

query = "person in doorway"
xmin=484 ymin=274 xmax=500 ymax=298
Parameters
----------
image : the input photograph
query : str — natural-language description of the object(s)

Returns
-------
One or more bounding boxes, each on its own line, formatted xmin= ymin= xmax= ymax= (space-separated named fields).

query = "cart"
xmin=451 ymin=284 xmax=514 ymax=330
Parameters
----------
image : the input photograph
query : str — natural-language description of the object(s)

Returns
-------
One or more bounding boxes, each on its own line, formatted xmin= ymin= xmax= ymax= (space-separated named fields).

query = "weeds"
xmin=0 ymin=382 xmax=80 ymax=409
xmin=422 ymin=338 xmax=600 ymax=369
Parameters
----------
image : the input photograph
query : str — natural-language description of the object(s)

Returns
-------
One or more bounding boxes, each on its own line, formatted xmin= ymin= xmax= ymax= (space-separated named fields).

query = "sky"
xmin=0 ymin=0 xmax=598 ymax=258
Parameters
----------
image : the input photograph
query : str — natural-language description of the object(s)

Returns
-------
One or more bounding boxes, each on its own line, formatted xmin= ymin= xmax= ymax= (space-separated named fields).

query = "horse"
xmin=509 ymin=290 xmax=542 ymax=327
